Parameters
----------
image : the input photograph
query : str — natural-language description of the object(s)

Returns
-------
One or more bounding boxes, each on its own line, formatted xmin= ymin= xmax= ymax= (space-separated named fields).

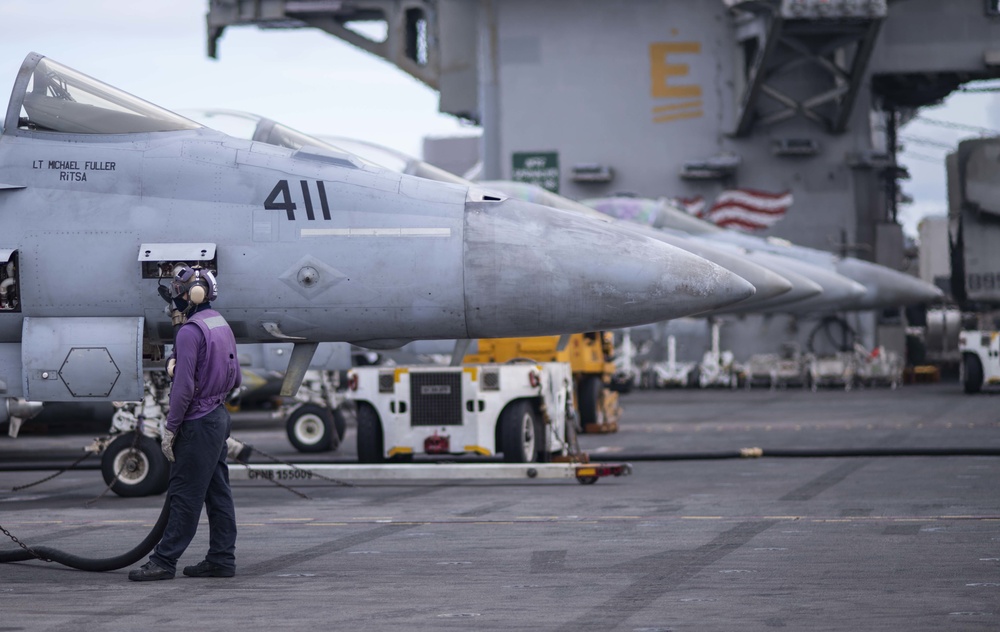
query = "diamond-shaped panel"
xmin=279 ymin=254 xmax=347 ymax=299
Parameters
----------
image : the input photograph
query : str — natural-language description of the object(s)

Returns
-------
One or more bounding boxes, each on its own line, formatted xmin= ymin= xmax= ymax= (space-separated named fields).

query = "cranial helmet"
xmin=170 ymin=265 xmax=218 ymax=305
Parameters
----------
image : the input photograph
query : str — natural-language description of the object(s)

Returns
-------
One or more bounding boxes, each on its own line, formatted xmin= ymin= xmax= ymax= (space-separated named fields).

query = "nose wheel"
xmin=285 ymin=404 xmax=345 ymax=453
xmin=100 ymin=432 xmax=169 ymax=497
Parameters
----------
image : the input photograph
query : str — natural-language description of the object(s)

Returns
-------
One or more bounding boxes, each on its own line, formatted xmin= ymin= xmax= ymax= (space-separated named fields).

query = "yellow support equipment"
xmin=465 ymin=332 xmax=621 ymax=433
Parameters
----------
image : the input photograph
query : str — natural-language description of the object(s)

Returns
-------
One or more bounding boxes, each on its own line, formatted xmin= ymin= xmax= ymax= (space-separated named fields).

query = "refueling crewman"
xmin=128 ymin=265 xmax=242 ymax=581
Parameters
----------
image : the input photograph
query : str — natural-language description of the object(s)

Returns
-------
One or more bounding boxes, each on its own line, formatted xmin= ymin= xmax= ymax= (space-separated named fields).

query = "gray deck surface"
xmin=2 ymin=381 xmax=999 ymax=631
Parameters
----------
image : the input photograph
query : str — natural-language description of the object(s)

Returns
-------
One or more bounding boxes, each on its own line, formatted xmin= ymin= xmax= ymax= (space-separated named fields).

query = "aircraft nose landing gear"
xmin=99 ymin=432 xmax=170 ymax=498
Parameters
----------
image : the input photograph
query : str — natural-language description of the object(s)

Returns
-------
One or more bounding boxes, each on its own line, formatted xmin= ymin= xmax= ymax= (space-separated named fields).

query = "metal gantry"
xmin=726 ymin=0 xmax=887 ymax=136
xmin=208 ymin=0 xmax=441 ymax=89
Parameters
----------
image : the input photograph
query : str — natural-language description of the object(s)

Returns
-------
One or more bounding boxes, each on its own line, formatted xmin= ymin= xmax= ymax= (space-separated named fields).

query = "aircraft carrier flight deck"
xmin=3 ymin=381 xmax=998 ymax=632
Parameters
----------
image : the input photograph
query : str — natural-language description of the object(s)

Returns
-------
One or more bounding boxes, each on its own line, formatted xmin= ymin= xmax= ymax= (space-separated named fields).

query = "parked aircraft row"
xmin=210 ymin=110 xmax=943 ymax=317
xmin=222 ymin=111 xmax=943 ymax=317
xmin=182 ymin=108 xmax=944 ymax=378
xmin=581 ymin=196 xmax=944 ymax=312
xmin=0 ymin=53 xmax=752 ymax=431
xmin=193 ymin=110 xmax=944 ymax=419
xmin=0 ymin=53 xmax=944 ymax=495
xmin=0 ymin=54 xmax=942 ymax=430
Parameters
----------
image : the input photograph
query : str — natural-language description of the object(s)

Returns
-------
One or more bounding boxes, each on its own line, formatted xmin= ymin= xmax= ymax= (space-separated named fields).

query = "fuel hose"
xmin=0 ymin=494 xmax=170 ymax=571
xmin=589 ymin=446 xmax=1000 ymax=461
xmin=4 ymin=444 xmax=997 ymax=570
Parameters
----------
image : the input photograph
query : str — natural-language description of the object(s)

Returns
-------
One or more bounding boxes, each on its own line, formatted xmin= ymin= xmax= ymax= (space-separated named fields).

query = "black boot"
xmin=128 ymin=560 xmax=174 ymax=581
xmin=183 ymin=559 xmax=235 ymax=578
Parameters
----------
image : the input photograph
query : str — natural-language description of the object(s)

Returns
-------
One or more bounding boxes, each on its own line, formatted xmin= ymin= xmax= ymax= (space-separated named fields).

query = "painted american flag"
xmin=674 ymin=189 xmax=792 ymax=232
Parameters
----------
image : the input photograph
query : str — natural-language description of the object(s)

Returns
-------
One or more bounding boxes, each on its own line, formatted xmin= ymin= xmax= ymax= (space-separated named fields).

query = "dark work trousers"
xmin=149 ymin=405 xmax=237 ymax=573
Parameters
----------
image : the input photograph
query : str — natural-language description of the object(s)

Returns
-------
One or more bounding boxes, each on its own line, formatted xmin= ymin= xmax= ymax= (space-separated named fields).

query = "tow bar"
xmin=228 ymin=461 xmax=632 ymax=485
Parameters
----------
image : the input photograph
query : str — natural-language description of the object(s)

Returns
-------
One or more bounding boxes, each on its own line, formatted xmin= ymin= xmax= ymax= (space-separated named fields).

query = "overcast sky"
xmin=2 ymin=0 xmax=997 ymax=239
xmin=0 ymin=0 xmax=472 ymax=156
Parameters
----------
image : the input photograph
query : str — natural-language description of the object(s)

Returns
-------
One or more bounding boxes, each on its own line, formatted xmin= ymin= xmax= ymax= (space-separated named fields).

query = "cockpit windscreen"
xmin=16 ymin=57 xmax=203 ymax=134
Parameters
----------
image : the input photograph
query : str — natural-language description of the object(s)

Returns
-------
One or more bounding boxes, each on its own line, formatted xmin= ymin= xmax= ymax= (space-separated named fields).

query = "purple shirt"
xmin=166 ymin=309 xmax=242 ymax=432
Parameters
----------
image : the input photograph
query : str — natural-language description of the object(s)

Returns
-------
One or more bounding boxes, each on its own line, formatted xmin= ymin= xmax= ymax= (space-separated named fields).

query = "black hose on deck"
xmin=0 ymin=493 xmax=170 ymax=571
xmin=2 ymin=444 xmax=995 ymax=571
xmin=589 ymin=447 xmax=1000 ymax=462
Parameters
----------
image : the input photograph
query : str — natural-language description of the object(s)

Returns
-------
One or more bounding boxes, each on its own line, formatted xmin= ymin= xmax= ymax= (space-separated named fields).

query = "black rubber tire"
xmin=963 ymin=354 xmax=984 ymax=394
xmin=499 ymin=400 xmax=538 ymax=463
xmin=356 ymin=402 xmax=385 ymax=463
xmin=286 ymin=404 xmax=335 ymax=453
xmin=100 ymin=433 xmax=170 ymax=498
xmin=686 ymin=368 xmax=700 ymax=389
xmin=577 ymin=376 xmax=605 ymax=432
xmin=331 ymin=407 xmax=347 ymax=447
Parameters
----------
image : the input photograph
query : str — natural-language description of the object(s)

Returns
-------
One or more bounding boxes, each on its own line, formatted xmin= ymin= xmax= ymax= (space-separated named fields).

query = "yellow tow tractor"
xmin=464 ymin=332 xmax=623 ymax=433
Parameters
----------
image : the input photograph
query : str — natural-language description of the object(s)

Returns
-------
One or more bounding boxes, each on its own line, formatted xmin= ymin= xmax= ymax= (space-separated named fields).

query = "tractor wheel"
xmin=499 ymin=400 xmax=538 ymax=463
xmin=963 ymin=354 xmax=984 ymax=394
xmin=356 ymin=402 xmax=385 ymax=463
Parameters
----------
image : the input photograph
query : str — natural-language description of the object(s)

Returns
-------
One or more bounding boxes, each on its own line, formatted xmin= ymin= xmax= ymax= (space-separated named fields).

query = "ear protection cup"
xmin=171 ymin=265 xmax=218 ymax=306
xmin=189 ymin=282 xmax=208 ymax=305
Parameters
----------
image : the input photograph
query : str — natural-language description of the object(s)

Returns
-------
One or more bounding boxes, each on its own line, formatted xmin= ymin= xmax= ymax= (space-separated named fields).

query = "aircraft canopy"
xmin=8 ymin=54 xmax=203 ymax=135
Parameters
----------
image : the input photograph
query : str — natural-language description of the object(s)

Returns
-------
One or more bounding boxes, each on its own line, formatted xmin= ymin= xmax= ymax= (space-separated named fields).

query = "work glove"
xmin=161 ymin=428 xmax=176 ymax=462
xmin=226 ymin=437 xmax=254 ymax=464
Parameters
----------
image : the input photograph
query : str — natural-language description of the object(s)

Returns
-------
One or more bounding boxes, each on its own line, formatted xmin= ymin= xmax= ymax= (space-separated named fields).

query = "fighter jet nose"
xmin=462 ymin=198 xmax=755 ymax=337
xmin=637 ymin=232 xmax=792 ymax=306
xmin=836 ymin=258 xmax=945 ymax=309
xmin=691 ymin=252 xmax=791 ymax=309
xmin=925 ymin=284 xmax=946 ymax=301
xmin=788 ymin=264 xmax=868 ymax=312
xmin=757 ymin=269 xmax=795 ymax=301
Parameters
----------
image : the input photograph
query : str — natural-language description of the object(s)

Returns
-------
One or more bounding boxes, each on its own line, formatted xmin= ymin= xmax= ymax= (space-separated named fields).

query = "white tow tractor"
xmin=344 ymin=362 xmax=578 ymax=464
xmin=959 ymin=330 xmax=1000 ymax=393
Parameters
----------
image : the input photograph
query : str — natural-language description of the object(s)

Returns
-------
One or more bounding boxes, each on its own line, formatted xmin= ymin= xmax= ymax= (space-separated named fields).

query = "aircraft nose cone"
xmin=836 ymin=258 xmax=945 ymax=309
xmin=642 ymin=232 xmax=793 ymax=307
xmin=713 ymin=250 xmax=824 ymax=313
xmin=725 ymin=252 xmax=863 ymax=314
xmin=777 ymin=260 xmax=867 ymax=313
xmin=462 ymin=198 xmax=755 ymax=337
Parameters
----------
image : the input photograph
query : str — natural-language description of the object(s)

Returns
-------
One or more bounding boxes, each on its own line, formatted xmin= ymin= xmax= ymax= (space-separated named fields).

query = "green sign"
xmin=512 ymin=151 xmax=560 ymax=193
